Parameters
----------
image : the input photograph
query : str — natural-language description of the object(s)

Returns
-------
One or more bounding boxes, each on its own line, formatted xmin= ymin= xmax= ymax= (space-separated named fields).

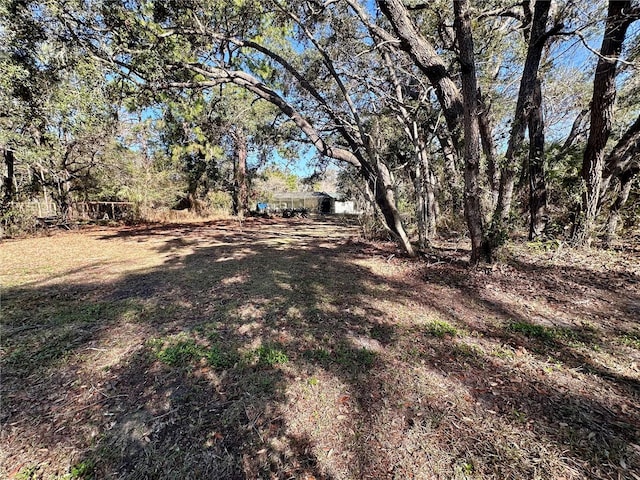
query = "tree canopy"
xmin=1 ymin=0 xmax=639 ymax=260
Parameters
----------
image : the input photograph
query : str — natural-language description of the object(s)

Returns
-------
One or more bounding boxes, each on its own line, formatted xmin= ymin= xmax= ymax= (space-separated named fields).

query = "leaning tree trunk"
xmin=599 ymin=113 xmax=640 ymax=207
xmin=453 ymin=0 xmax=486 ymax=264
xmin=378 ymin=0 xmax=463 ymax=141
xmin=203 ymin=66 xmax=417 ymax=255
xmin=572 ymin=0 xmax=634 ymax=246
xmin=232 ymin=127 xmax=249 ymax=218
xmin=605 ymin=167 xmax=637 ymax=246
xmin=367 ymin=158 xmax=416 ymax=257
xmin=528 ymin=79 xmax=547 ymax=240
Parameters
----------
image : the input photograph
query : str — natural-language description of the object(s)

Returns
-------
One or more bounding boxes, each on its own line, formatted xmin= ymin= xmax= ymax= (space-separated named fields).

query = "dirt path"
xmin=1 ymin=218 xmax=639 ymax=479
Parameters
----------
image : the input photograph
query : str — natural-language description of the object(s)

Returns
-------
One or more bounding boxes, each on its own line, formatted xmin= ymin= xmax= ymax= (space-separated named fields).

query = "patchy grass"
xmin=507 ymin=320 xmax=556 ymax=340
xmin=620 ymin=332 xmax=640 ymax=349
xmin=425 ymin=318 xmax=459 ymax=337
xmin=253 ymin=343 xmax=289 ymax=367
xmin=1 ymin=218 xmax=639 ymax=480
xmin=149 ymin=335 xmax=206 ymax=367
xmin=149 ymin=333 xmax=238 ymax=370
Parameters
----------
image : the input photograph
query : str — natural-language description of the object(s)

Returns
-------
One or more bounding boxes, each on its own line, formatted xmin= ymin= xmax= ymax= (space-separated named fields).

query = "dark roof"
xmin=272 ymin=191 xmax=332 ymax=200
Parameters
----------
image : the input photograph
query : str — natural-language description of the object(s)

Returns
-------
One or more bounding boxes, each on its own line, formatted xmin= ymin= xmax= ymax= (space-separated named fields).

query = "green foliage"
xmin=14 ymin=466 xmax=38 ymax=480
xmin=205 ymin=344 xmax=238 ymax=369
xmin=486 ymin=220 xmax=511 ymax=251
xmin=150 ymin=336 xmax=203 ymax=366
xmin=69 ymin=460 xmax=94 ymax=479
xmin=526 ymin=239 xmax=562 ymax=252
xmin=302 ymin=345 xmax=376 ymax=372
xmin=303 ymin=347 xmax=332 ymax=364
xmin=454 ymin=460 xmax=474 ymax=478
xmin=207 ymin=190 xmax=233 ymax=212
xmin=149 ymin=334 xmax=237 ymax=369
xmin=546 ymin=142 xmax=585 ymax=222
xmin=425 ymin=319 xmax=459 ymax=338
xmin=508 ymin=320 xmax=603 ymax=351
xmin=620 ymin=332 xmax=640 ymax=349
xmin=253 ymin=344 xmax=289 ymax=366
xmin=335 ymin=346 xmax=376 ymax=370
xmin=0 ymin=203 xmax=37 ymax=237
xmin=507 ymin=321 xmax=555 ymax=341
xmin=14 ymin=459 xmax=94 ymax=480
xmin=257 ymin=167 xmax=301 ymax=193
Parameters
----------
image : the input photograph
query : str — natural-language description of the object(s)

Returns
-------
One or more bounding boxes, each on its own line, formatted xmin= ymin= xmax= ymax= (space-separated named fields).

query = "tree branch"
xmin=167 ymin=65 xmax=362 ymax=168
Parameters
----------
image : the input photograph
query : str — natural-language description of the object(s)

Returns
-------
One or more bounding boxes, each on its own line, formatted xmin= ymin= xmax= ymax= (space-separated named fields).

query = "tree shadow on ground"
xmin=368 ymin=246 xmax=640 ymax=477
xmin=412 ymin=246 xmax=639 ymax=375
xmin=1 ymin=218 xmax=391 ymax=478
xmin=1 ymin=218 xmax=639 ymax=479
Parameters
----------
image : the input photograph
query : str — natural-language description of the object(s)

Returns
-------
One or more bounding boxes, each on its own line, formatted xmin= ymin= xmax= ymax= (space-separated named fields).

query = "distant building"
xmin=264 ymin=192 xmax=361 ymax=214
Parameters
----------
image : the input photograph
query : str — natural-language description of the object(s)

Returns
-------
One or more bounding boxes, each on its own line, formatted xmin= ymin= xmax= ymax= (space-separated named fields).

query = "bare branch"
xmin=476 ymin=2 xmax=526 ymax=23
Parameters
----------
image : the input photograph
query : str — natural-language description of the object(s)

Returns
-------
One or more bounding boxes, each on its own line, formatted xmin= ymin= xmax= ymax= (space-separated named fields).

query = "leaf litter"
xmin=1 ymin=218 xmax=638 ymax=479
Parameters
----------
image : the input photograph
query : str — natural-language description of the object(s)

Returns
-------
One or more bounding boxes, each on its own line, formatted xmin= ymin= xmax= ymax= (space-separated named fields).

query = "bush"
xmin=0 ymin=203 xmax=37 ymax=238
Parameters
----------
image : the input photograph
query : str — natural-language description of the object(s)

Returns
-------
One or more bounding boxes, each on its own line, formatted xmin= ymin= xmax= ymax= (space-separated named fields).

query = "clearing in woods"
xmin=1 ymin=217 xmax=639 ymax=479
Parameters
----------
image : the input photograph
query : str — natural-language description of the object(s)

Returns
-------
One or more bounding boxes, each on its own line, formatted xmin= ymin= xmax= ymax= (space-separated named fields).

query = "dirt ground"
xmin=1 ymin=217 xmax=639 ymax=479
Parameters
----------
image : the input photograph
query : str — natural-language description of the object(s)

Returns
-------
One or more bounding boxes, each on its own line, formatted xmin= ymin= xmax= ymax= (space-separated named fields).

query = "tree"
xmin=527 ymin=79 xmax=547 ymax=239
xmin=452 ymin=0 xmax=486 ymax=263
xmin=74 ymin=0 xmax=418 ymax=255
xmin=572 ymin=0 xmax=640 ymax=245
xmin=491 ymin=0 xmax=558 ymax=240
xmin=40 ymin=65 xmax=118 ymax=218
xmin=0 ymin=0 xmax=51 ymax=220
xmin=376 ymin=0 xmax=499 ymax=261
xmin=600 ymin=113 xmax=640 ymax=243
xmin=1 ymin=0 xmax=123 ymax=223
xmin=1 ymin=148 xmax=16 ymax=217
xmin=7 ymin=0 xmax=640 ymax=258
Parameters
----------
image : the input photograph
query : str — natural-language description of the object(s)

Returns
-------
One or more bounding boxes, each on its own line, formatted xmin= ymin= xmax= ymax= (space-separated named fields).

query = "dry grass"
xmin=1 ymin=218 xmax=639 ymax=479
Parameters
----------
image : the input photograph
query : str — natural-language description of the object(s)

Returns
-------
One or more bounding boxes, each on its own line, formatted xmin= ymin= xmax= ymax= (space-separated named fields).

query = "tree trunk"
xmin=418 ymin=135 xmax=438 ymax=241
xmin=435 ymin=126 xmax=463 ymax=214
xmin=605 ymin=167 xmax=637 ymax=246
xmin=232 ymin=127 xmax=249 ymax=218
xmin=412 ymin=161 xmax=428 ymax=248
xmin=367 ymin=158 xmax=416 ymax=257
xmin=528 ymin=79 xmax=547 ymax=240
xmin=493 ymin=0 xmax=551 ymax=230
xmin=2 ymin=148 xmax=15 ymax=212
xmin=381 ymin=47 xmax=437 ymax=247
xmin=56 ymin=173 xmax=72 ymax=221
xmin=195 ymin=67 xmax=416 ymax=255
xmin=378 ymin=0 xmax=463 ymax=143
xmin=412 ymin=132 xmax=437 ymax=247
xmin=453 ymin=0 xmax=486 ymax=264
xmin=478 ymin=93 xmax=499 ymax=212
xmin=562 ymin=109 xmax=590 ymax=152
xmin=599 ymin=113 xmax=640 ymax=206
xmin=572 ymin=0 xmax=634 ymax=246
